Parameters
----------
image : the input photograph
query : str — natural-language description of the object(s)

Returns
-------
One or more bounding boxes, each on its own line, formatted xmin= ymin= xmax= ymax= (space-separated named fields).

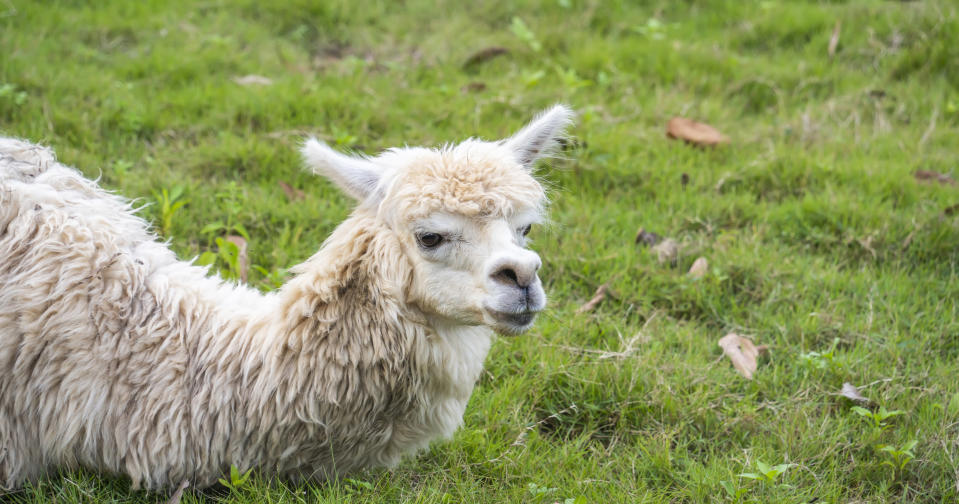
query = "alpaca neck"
xmin=252 ymin=213 xmax=492 ymax=416
xmin=270 ymin=213 xmax=412 ymax=341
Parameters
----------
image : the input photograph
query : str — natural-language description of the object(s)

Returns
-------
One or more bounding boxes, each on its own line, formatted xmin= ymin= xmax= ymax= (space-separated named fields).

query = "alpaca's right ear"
xmin=503 ymin=104 xmax=575 ymax=170
xmin=301 ymin=138 xmax=382 ymax=201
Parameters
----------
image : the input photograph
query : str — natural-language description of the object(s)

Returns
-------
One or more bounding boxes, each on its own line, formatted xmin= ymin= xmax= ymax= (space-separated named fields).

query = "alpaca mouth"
xmin=487 ymin=309 xmax=538 ymax=334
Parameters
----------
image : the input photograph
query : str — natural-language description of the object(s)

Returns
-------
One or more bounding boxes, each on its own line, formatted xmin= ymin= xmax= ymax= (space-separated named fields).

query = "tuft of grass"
xmin=2 ymin=0 xmax=958 ymax=502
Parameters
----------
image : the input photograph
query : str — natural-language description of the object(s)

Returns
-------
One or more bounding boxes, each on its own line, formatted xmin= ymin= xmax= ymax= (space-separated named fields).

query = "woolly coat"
xmin=0 ymin=137 xmax=491 ymax=490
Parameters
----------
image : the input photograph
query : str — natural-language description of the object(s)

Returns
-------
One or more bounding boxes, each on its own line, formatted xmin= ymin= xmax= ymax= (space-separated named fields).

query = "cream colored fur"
xmin=0 ymin=106 xmax=573 ymax=491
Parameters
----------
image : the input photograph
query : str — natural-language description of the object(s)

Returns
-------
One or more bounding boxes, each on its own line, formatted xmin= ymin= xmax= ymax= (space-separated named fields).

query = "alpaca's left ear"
xmin=301 ymin=138 xmax=383 ymax=201
xmin=503 ymin=104 xmax=575 ymax=169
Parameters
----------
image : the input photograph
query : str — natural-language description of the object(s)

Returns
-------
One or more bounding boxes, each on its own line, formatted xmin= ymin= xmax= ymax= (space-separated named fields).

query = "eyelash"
xmin=416 ymin=232 xmax=445 ymax=249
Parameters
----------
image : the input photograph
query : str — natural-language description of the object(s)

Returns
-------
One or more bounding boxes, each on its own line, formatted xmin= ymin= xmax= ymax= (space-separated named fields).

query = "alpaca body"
xmin=0 ymin=137 xmax=489 ymax=489
xmin=0 ymin=105 xmax=571 ymax=490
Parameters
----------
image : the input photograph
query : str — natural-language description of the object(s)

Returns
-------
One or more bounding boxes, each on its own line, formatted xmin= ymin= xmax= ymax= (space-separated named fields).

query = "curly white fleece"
xmin=0 ymin=137 xmax=493 ymax=490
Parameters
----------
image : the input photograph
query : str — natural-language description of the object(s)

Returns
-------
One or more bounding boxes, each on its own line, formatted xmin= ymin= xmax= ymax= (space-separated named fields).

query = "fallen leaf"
xmin=914 ymin=170 xmax=955 ymax=186
xmin=463 ymin=46 xmax=509 ymax=68
xmin=225 ymin=235 xmax=249 ymax=283
xmin=828 ymin=20 xmax=841 ymax=57
xmin=666 ymin=117 xmax=729 ymax=147
xmin=166 ymin=480 xmax=190 ymax=504
xmin=312 ymin=45 xmax=350 ymax=69
xmin=278 ymin=180 xmax=305 ymax=201
xmin=576 ymin=282 xmax=610 ymax=314
xmin=900 ymin=223 xmax=920 ymax=250
xmin=839 ymin=382 xmax=872 ymax=405
xmin=718 ymin=333 xmax=761 ymax=379
xmin=856 ymin=234 xmax=877 ymax=259
xmin=688 ymin=257 xmax=708 ymax=278
xmin=651 ymin=238 xmax=679 ymax=264
xmin=634 ymin=228 xmax=663 ymax=247
xmin=461 ymin=82 xmax=487 ymax=93
xmin=233 ymin=74 xmax=273 ymax=86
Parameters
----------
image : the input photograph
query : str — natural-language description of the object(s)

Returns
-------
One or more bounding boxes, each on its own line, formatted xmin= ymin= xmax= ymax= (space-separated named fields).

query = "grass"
xmin=2 ymin=0 xmax=958 ymax=502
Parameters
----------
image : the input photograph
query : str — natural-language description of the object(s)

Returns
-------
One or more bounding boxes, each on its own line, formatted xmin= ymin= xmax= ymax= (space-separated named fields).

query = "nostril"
xmin=495 ymin=267 xmax=519 ymax=286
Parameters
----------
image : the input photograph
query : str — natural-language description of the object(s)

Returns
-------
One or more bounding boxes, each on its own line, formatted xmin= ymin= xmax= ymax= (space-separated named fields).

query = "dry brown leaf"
xmin=914 ymin=170 xmax=955 ymax=186
xmin=635 ymin=227 xmax=663 ymax=247
xmin=900 ymin=223 xmax=920 ymax=251
xmin=688 ymin=257 xmax=708 ymax=278
xmin=225 ymin=235 xmax=249 ymax=283
xmin=651 ymin=238 xmax=679 ymax=264
xmin=666 ymin=117 xmax=729 ymax=147
xmin=233 ymin=74 xmax=273 ymax=86
xmin=461 ymin=82 xmax=487 ymax=93
xmin=166 ymin=480 xmax=190 ymax=504
xmin=576 ymin=282 xmax=610 ymax=314
xmin=463 ymin=46 xmax=509 ymax=67
xmin=828 ymin=20 xmax=841 ymax=57
xmin=718 ymin=333 xmax=761 ymax=379
xmin=278 ymin=180 xmax=305 ymax=201
xmin=839 ymin=382 xmax=871 ymax=405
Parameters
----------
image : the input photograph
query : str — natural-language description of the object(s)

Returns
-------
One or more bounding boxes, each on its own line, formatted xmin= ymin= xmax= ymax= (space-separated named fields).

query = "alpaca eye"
xmin=521 ymin=225 xmax=532 ymax=237
xmin=417 ymin=232 xmax=444 ymax=249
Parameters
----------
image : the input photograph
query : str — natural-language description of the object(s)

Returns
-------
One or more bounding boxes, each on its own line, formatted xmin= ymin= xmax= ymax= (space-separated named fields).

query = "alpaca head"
xmin=302 ymin=105 xmax=573 ymax=334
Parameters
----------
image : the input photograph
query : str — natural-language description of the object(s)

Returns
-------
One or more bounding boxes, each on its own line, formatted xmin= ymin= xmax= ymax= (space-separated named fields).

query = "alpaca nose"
xmin=489 ymin=254 xmax=541 ymax=288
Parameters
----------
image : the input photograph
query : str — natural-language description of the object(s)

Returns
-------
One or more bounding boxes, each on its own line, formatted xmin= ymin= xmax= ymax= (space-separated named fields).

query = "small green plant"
xmin=112 ymin=159 xmax=133 ymax=180
xmin=948 ymin=392 xmax=959 ymax=417
xmin=555 ymin=66 xmax=593 ymax=91
xmin=877 ymin=439 xmax=917 ymax=478
xmin=200 ymin=182 xmax=249 ymax=243
xmin=719 ymin=480 xmax=748 ymax=501
xmin=218 ymin=464 xmax=252 ymax=491
xmin=216 ymin=237 xmax=244 ymax=281
xmin=527 ymin=482 xmax=557 ymax=500
xmin=152 ymin=186 xmax=187 ymax=237
xmin=200 ymin=221 xmax=249 ymax=241
xmin=522 ymin=69 xmax=547 ymax=88
xmin=739 ymin=460 xmax=794 ymax=488
xmin=525 ymin=482 xmax=586 ymax=504
xmin=510 ymin=17 xmax=542 ymax=52
xmin=331 ymin=126 xmax=358 ymax=147
xmin=799 ymin=337 xmax=844 ymax=372
xmin=252 ymin=265 xmax=289 ymax=290
xmin=344 ymin=478 xmax=373 ymax=494
xmin=851 ymin=405 xmax=904 ymax=434
xmin=197 ymin=237 xmax=245 ymax=282
xmin=632 ymin=18 xmax=669 ymax=40
xmin=0 ymin=83 xmax=27 ymax=106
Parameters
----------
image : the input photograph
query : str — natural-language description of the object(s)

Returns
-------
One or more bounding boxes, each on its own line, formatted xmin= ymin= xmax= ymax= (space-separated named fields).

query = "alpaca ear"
xmin=503 ymin=104 xmax=575 ymax=169
xmin=301 ymin=138 xmax=382 ymax=201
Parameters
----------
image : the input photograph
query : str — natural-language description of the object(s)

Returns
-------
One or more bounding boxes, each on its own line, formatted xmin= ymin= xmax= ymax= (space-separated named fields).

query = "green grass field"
xmin=3 ymin=0 xmax=959 ymax=502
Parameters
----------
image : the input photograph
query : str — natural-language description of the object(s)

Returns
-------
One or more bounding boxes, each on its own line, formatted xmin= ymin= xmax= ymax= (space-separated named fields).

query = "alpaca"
xmin=0 ymin=105 xmax=573 ymax=491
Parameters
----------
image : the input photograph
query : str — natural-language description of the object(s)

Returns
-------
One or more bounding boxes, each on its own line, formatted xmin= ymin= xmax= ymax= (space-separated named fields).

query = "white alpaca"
xmin=0 ymin=105 xmax=573 ymax=491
